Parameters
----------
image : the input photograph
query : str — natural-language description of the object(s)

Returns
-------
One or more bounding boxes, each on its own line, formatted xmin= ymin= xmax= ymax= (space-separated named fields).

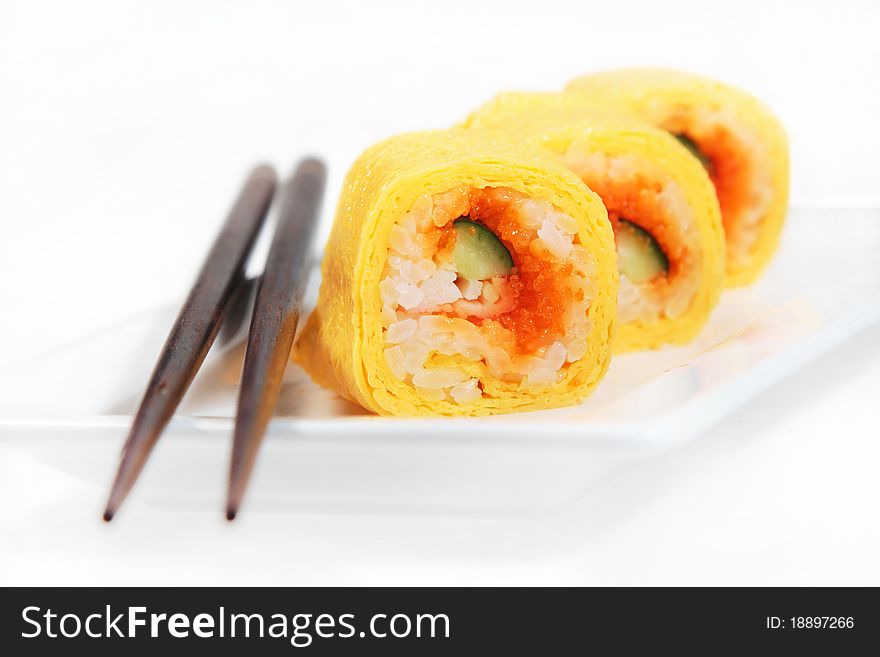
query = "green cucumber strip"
xmin=615 ymin=219 xmax=669 ymax=284
xmin=452 ymin=218 xmax=514 ymax=281
xmin=674 ymin=133 xmax=715 ymax=175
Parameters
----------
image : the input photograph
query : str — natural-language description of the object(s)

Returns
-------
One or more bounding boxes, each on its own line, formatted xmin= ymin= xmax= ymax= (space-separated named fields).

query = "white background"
xmin=1 ymin=0 xmax=879 ymax=585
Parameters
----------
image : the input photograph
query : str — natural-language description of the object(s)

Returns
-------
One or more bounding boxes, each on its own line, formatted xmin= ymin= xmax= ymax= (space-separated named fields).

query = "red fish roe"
xmin=432 ymin=222 xmax=457 ymax=260
xmin=697 ymin=126 xmax=751 ymax=233
xmin=580 ymin=173 xmax=686 ymax=283
xmin=466 ymin=188 xmax=581 ymax=354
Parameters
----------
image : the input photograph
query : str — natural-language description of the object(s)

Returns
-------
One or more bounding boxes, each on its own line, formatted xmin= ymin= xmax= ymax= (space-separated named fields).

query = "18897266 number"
xmin=766 ymin=616 xmax=854 ymax=629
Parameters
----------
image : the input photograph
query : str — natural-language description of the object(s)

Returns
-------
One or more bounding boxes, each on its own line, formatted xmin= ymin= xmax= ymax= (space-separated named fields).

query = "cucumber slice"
xmin=674 ymin=133 xmax=715 ymax=175
xmin=452 ymin=218 xmax=514 ymax=281
xmin=615 ymin=219 xmax=668 ymax=284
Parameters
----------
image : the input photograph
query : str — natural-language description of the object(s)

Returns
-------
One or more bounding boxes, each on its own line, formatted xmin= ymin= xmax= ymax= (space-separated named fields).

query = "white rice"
xmin=380 ymin=187 xmax=595 ymax=405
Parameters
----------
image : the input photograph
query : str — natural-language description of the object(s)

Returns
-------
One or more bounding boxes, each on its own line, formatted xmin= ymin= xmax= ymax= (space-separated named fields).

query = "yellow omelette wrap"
xmin=294 ymin=128 xmax=618 ymax=416
xmin=567 ymin=68 xmax=790 ymax=287
xmin=463 ymin=92 xmax=725 ymax=353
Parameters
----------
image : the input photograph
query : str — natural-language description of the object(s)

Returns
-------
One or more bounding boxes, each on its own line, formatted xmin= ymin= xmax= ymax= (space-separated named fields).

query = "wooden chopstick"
xmin=103 ymin=165 xmax=278 ymax=521
xmin=226 ymin=158 xmax=326 ymax=520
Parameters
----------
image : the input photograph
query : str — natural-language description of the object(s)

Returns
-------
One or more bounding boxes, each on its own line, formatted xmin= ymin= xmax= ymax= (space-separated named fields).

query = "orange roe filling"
xmin=692 ymin=127 xmax=751 ymax=234
xmin=463 ymin=189 xmax=581 ymax=354
xmin=433 ymin=222 xmax=457 ymax=261
xmin=582 ymin=174 xmax=684 ymax=285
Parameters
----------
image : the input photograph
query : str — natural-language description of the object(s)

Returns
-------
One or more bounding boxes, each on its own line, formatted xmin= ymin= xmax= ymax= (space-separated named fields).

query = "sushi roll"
xmin=464 ymin=92 xmax=725 ymax=352
xmin=293 ymin=129 xmax=618 ymax=416
xmin=567 ymin=68 xmax=789 ymax=287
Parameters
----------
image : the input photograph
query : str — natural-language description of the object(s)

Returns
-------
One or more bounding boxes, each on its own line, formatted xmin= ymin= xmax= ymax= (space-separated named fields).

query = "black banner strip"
xmin=1 ymin=587 xmax=875 ymax=654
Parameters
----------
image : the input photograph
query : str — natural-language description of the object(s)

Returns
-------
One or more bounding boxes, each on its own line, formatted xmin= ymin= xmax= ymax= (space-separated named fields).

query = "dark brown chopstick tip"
xmin=225 ymin=508 xmax=237 ymax=522
xmin=296 ymin=157 xmax=327 ymax=177
xmin=251 ymin=163 xmax=279 ymax=182
xmin=102 ymin=509 xmax=114 ymax=522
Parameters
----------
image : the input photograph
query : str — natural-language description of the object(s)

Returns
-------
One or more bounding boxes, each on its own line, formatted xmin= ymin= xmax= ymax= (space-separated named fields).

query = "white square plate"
xmin=1 ymin=208 xmax=878 ymax=518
